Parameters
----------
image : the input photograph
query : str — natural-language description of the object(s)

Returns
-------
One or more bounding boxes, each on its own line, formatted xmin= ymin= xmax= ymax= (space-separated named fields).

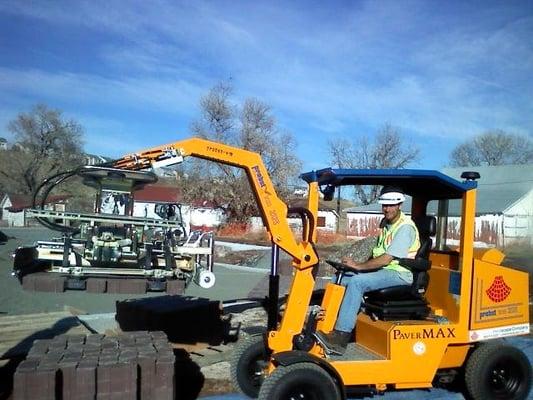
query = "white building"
xmin=0 ymin=195 xmax=25 ymax=227
xmin=0 ymin=194 xmax=69 ymax=227
xmin=250 ymin=198 xmax=339 ymax=233
xmin=442 ymin=164 xmax=533 ymax=246
xmin=132 ymin=185 xmax=225 ymax=233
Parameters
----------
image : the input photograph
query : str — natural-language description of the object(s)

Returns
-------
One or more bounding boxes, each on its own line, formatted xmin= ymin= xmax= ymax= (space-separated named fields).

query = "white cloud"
xmin=0 ymin=67 xmax=204 ymax=115
xmin=0 ymin=0 xmax=531 ymax=152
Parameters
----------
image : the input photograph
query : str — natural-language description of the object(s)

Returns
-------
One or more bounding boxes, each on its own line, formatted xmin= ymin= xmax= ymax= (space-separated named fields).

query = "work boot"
xmin=314 ymin=330 xmax=351 ymax=355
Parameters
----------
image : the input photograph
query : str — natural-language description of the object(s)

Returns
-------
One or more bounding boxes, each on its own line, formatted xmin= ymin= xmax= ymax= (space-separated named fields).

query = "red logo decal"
xmin=485 ymin=276 xmax=511 ymax=303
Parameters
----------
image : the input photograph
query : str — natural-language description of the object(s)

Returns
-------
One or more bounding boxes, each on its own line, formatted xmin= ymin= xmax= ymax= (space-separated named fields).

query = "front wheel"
xmin=465 ymin=342 xmax=532 ymax=400
xmin=230 ymin=335 xmax=269 ymax=398
xmin=258 ymin=362 xmax=341 ymax=400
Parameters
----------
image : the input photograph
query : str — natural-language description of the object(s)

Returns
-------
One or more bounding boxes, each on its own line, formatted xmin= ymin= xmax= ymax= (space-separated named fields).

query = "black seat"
xmin=362 ymin=215 xmax=437 ymax=321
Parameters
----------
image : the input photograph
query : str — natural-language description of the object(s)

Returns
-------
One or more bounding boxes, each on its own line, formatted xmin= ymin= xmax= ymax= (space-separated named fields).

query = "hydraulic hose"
xmin=31 ymin=160 xmax=119 ymax=233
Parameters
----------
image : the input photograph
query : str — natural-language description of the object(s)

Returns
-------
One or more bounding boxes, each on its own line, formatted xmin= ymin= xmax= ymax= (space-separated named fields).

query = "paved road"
xmin=199 ymin=337 xmax=533 ymax=400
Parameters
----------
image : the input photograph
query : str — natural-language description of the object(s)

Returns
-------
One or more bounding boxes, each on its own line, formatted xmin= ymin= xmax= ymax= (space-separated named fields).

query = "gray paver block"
xmin=86 ymin=278 xmax=107 ymax=293
xmin=153 ymin=358 xmax=175 ymax=400
xmin=33 ymin=273 xmax=66 ymax=292
xmin=137 ymin=355 xmax=156 ymax=400
xmin=166 ymin=279 xmax=185 ymax=295
xmin=107 ymin=279 xmax=147 ymax=294
xmin=59 ymin=361 xmax=78 ymax=400
xmin=32 ymin=365 xmax=57 ymax=400
xmin=13 ymin=360 xmax=39 ymax=400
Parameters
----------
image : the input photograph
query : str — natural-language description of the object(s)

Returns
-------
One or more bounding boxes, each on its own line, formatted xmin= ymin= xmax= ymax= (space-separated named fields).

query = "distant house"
xmin=345 ymin=164 xmax=533 ymax=246
xmin=133 ymin=184 xmax=181 ymax=210
xmin=250 ymin=198 xmax=339 ymax=233
xmin=345 ymin=202 xmax=393 ymax=239
xmin=292 ymin=187 xmax=308 ymax=197
xmin=0 ymin=194 xmax=69 ymax=227
xmin=442 ymin=164 xmax=533 ymax=246
xmin=188 ymin=199 xmax=226 ymax=231
xmin=132 ymin=185 xmax=225 ymax=233
xmin=289 ymin=198 xmax=339 ymax=232
xmin=0 ymin=137 xmax=7 ymax=150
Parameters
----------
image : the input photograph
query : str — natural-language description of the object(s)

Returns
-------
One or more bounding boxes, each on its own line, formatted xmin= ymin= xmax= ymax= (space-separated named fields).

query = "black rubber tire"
xmin=230 ymin=334 xmax=269 ymax=398
xmin=465 ymin=342 xmax=532 ymax=400
xmin=257 ymin=362 xmax=342 ymax=400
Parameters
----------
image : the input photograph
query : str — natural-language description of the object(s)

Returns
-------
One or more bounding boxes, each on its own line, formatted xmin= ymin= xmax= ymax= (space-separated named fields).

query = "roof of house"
xmin=133 ymin=185 xmax=182 ymax=203
xmin=288 ymin=198 xmax=337 ymax=213
xmin=2 ymin=194 xmax=70 ymax=212
xmin=442 ymin=164 xmax=533 ymax=214
xmin=345 ymin=164 xmax=533 ymax=215
xmin=132 ymin=185 xmax=220 ymax=209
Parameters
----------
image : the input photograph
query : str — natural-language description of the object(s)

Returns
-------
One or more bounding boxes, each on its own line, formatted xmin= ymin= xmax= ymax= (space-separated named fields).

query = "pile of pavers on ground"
xmin=14 ymin=331 xmax=175 ymax=400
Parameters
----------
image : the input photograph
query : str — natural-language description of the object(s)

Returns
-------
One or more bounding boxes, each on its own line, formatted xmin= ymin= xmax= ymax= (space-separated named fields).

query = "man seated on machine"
xmin=315 ymin=186 xmax=420 ymax=354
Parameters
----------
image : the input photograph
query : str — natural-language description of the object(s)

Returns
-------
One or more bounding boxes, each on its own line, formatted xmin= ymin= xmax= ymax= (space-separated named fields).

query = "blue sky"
xmin=0 ymin=0 xmax=532 ymax=171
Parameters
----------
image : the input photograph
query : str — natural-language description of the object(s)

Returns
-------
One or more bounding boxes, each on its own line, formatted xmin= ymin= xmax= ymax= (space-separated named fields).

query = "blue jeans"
xmin=334 ymin=269 xmax=413 ymax=332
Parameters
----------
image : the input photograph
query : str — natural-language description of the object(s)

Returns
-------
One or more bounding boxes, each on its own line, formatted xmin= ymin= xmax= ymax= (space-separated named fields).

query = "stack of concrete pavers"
xmin=13 ymin=331 xmax=175 ymax=400
xmin=116 ymin=296 xmax=229 ymax=345
xmin=21 ymin=272 xmax=186 ymax=294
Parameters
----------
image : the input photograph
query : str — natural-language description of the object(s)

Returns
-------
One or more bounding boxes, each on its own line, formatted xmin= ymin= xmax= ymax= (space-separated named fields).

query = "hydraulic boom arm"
xmin=113 ymin=137 xmax=319 ymax=269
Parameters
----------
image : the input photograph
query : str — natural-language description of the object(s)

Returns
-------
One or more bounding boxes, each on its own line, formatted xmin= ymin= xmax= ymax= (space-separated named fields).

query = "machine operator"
xmin=316 ymin=186 xmax=420 ymax=354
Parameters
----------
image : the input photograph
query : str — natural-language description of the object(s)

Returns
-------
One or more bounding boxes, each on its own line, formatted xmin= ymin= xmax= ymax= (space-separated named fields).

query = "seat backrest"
xmin=412 ymin=216 xmax=436 ymax=259
xmin=405 ymin=216 xmax=436 ymax=297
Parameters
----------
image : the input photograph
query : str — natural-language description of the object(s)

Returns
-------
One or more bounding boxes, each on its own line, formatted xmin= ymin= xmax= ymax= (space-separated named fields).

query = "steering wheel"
xmin=325 ymin=259 xmax=357 ymax=274
xmin=326 ymin=259 xmax=383 ymax=274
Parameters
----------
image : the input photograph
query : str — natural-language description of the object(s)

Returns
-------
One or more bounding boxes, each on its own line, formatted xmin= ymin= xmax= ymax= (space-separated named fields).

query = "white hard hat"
xmin=378 ymin=189 xmax=405 ymax=205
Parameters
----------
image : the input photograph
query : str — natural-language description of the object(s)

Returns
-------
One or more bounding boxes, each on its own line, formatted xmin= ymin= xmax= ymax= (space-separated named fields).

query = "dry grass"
xmin=216 ymin=223 xmax=270 ymax=244
xmin=216 ymin=222 xmax=354 ymax=246
xmin=316 ymin=231 xmax=351 ymax=245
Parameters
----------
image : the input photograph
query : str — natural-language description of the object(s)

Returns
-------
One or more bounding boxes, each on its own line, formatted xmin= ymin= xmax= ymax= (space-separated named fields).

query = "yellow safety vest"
xmin=372 ymin=212 xmax=420 ymax=273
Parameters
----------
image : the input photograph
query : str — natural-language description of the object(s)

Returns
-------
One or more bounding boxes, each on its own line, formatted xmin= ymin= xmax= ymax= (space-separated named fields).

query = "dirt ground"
xmin=0 ymin=228 xmax=268 ymax=399
xmin=1 ymin=228 xmax=531 ymax=399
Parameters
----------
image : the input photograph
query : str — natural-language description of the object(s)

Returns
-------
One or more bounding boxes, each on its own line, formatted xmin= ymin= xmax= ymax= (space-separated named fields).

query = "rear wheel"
xmin=465 ymin=342 xmax=532 ymax=400
xmin=230 ymin=335 xmax=269 ymax=398
xmin=258 ymin=362 xmax=341 ymax=400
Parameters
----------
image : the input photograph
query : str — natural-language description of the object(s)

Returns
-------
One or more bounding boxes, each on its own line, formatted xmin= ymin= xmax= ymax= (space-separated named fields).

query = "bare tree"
xmin=327 ymin=124 xmax=420 ymax=204
xmin=190 ymin=82 xmax=235 ymax=143
xmin=0 ymin=104 xmax=85 ymax=195
xmin=186 ymin=83 xmax=302 ymax=222
xmin=449 ymin=130 xmax=533 ymax=167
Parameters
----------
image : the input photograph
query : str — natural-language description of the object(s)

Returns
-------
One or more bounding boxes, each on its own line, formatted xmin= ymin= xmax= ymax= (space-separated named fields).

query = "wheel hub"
xmin=489 ymin=361 xmax=521 ymax=395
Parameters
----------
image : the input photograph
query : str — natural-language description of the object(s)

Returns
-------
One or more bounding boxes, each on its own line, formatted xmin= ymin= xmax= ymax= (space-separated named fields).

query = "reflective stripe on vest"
xmin=372 ymin=212 xmax=420 ymax=273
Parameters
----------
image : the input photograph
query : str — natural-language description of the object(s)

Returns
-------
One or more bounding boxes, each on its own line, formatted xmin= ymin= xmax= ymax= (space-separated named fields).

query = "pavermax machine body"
xmin=13 ymin=138 xmax=531 ymax=399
